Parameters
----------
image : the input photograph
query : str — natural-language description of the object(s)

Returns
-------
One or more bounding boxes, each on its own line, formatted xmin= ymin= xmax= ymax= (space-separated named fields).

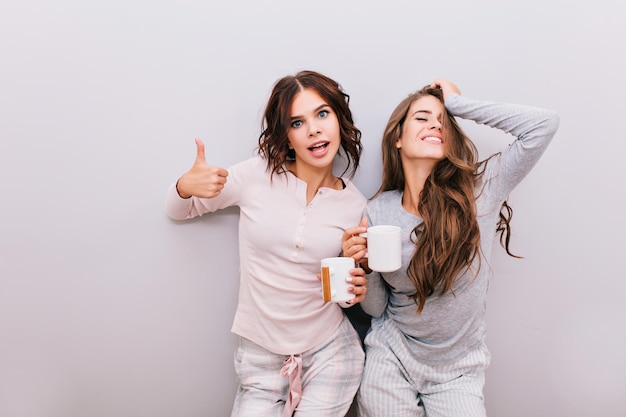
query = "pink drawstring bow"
xmin=280 ymin=354 xmax=303 ymax=417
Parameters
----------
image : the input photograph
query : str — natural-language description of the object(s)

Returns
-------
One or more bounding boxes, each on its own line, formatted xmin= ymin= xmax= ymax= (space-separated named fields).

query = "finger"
xmin=353 ymin=281 xmax=367 ymax=296
xmin=216 ymin=168 xmax=229 ymax=180
xmin=348 ymin=278 xmax=366 ymax=289
xmin=351 ymin=290 xmax=365 ymax=303
xmin=360 ymin=217 xmax=369 ymax=229
xmin=348 ymin=268 xmax=366 ymax=284
xmin=194 ymin=138 xmax=207 ymax=165
xmin=209 ymin=183 xmax=225 ymax=194
xmin=210 ymin=169 xmax=229 ymax=185
xmin=344 ymin=242 xmax=367 ymax=263
xmin=342 ymin=227 xmax=357 ymax=243
xmin=343 ymin=225 xmax=367 ymax=242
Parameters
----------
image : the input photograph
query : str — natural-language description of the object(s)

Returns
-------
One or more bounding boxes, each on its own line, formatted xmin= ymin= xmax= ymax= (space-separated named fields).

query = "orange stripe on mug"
xmin=321 ymin=266 xmax=332 ymax=302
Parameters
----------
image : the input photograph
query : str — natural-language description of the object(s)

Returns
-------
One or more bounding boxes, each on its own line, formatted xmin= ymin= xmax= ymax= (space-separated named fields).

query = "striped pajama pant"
xmin=357 ymin=317 xmax=491 ymax=417
xmin=231 ymin=315 xmax=364 ymax=417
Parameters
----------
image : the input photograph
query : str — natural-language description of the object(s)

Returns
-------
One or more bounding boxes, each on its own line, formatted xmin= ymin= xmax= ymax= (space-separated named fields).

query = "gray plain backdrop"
xmin=1 ymin=0 xmax=624 ymax=416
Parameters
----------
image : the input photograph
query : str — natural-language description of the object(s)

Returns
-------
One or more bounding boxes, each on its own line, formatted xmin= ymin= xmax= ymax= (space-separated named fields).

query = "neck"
xmin=401 ymin=160 xmax=436 ymax=216
xmin=286 ymin=161 xmax=340 ymax=203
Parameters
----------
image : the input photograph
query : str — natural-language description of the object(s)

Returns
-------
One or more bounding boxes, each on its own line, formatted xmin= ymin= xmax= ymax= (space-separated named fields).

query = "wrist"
xmin=175 ymin=179 xmax=191 ymax=199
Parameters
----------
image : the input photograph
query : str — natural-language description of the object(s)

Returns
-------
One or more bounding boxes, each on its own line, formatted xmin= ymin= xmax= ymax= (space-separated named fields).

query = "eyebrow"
xmin=290 ymin=104 xmax=330 ymax=121
xmin=410 ymin=109 xmax=433 ymax=117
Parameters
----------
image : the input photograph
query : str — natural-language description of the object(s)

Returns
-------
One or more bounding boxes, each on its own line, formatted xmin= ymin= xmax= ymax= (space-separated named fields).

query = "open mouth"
xmin=308 ymin=142 xmax=330 ymax=152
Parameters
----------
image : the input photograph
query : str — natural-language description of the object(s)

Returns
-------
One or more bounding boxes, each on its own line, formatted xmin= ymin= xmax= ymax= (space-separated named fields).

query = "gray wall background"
xmin=1 ymin=0 xmax=624 ymax=416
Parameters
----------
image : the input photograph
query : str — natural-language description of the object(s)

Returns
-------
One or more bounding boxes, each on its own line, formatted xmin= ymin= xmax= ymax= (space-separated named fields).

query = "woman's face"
xmin=396 ymin=95 xmax=446 ymax=164
xmin=287 ymin=88 xmax=341 ymax=171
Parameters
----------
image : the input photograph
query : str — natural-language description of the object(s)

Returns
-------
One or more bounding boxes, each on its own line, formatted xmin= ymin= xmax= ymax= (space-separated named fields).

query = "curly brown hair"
xmin=374 ymin=85 xmax=517 ymax=314
xmin=257 ymin=70 xmax=362 ymax=179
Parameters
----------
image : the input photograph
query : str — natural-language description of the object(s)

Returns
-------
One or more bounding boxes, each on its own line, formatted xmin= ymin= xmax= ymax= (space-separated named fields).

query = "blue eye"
xmin=291 ymin=120 xmax=303 ymax=128
xmin=318 ymin=110 xmax=329 ymax=118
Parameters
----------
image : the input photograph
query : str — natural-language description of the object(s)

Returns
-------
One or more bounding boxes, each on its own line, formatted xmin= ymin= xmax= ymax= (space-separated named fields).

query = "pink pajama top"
xmin=166 ymin=156 xmax=366 ymax=355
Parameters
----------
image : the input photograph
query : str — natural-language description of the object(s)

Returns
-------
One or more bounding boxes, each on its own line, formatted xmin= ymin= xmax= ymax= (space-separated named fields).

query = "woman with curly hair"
xmin=166 ymin=70 xmax=368 ymax=416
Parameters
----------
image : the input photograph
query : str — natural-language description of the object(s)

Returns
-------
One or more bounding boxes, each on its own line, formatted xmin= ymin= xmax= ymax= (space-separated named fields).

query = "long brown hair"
xmin=257 ymin=70 xmax=362 ymax=178
xmin=374 ymin=86 xmax=516 ymax=314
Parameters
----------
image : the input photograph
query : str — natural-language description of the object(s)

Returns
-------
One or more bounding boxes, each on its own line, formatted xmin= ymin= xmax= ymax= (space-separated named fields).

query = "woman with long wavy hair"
xmin=341 ymin=78 xmax=559 ymax=416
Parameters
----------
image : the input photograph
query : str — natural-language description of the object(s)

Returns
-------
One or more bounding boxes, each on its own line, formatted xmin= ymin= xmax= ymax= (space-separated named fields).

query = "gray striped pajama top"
xmin=361 ymin=92 xmax=560 ymax=366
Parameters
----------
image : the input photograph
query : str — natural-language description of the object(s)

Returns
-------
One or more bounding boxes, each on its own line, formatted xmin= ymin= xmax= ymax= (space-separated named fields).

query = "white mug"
xmin=320 ymin=257 xmax=355 ymax=303
xmin=363 ymin=225 xmax=402 ymax=272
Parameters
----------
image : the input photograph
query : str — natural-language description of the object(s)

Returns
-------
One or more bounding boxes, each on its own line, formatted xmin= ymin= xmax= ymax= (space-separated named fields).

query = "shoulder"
xmin=231 ymin=155 xmax=265 ymax=170
xmin=330 ymin=179 xmax=366 ymax=214
xmin=229 ymin=156 xmax=270 ymax=176
xmin=342 ymin=179 xmax=367 ymax=202
xmin=369 ymin=190 xmax=401 ymax=207
xmin=367 ymin=190 xmax=402 ymax=219
xmin=225 ymin=157 xmax=272 ymax=191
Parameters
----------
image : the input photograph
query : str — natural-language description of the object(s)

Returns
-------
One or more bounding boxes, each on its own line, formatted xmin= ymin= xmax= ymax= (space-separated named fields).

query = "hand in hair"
xmin=430 ymin=78 xmax=461 ymax=101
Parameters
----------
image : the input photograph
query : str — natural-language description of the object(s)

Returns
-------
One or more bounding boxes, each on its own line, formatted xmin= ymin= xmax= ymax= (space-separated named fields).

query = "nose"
xmin=308 ymin=120 xmax=321 ymax=137
xmin=430 ymin=120 xmax=442 ymax=131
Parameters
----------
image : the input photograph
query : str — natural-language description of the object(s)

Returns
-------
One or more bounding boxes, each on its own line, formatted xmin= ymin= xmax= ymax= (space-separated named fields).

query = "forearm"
xmin=446 ymin=93 xmax=559 ymax=196
xmin=165 ymin=182 xmax=215 ymax=220
xmin=445 ymin=93 xmax=560 ymax=142
xmin=360 ymin=272 xmax=388 ymax=318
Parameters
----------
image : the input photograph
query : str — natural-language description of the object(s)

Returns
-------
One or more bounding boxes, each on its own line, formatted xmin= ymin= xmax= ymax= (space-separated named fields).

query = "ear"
xmin=395 ymin=139 xmax=402 ymax=149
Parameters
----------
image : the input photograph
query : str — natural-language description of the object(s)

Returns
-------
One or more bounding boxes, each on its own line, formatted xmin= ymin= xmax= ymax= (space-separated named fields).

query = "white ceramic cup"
xmin=363 ymin=225 xmax=402 ymax=272
xmin=320 ymin=257 xmax=355 ymax=303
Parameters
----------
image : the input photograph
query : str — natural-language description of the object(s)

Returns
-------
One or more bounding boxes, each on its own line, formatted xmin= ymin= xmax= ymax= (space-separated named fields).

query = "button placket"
xmin=294 ymin=208 xmax=308 ymax=250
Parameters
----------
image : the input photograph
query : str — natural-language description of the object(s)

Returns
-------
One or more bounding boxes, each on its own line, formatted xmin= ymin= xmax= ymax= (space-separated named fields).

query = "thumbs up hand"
xmin=176 ymin=138 xmax=229 ymax=199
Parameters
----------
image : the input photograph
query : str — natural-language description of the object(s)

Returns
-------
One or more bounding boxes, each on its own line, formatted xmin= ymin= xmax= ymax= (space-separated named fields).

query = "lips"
xmin=308 ymin=141 xmax=329 ymax=152
xmin=421 ymin=136 xmax=443 ymax=143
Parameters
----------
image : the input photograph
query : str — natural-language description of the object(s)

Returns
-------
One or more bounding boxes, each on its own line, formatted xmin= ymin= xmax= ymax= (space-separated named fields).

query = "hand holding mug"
xmin=342 ymin=219 xmax=402 ymax=273
xmin=341 ymin=217 xmax=369 ymax=264
xmin=320 ymin=257 xmax=368 ymax=304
